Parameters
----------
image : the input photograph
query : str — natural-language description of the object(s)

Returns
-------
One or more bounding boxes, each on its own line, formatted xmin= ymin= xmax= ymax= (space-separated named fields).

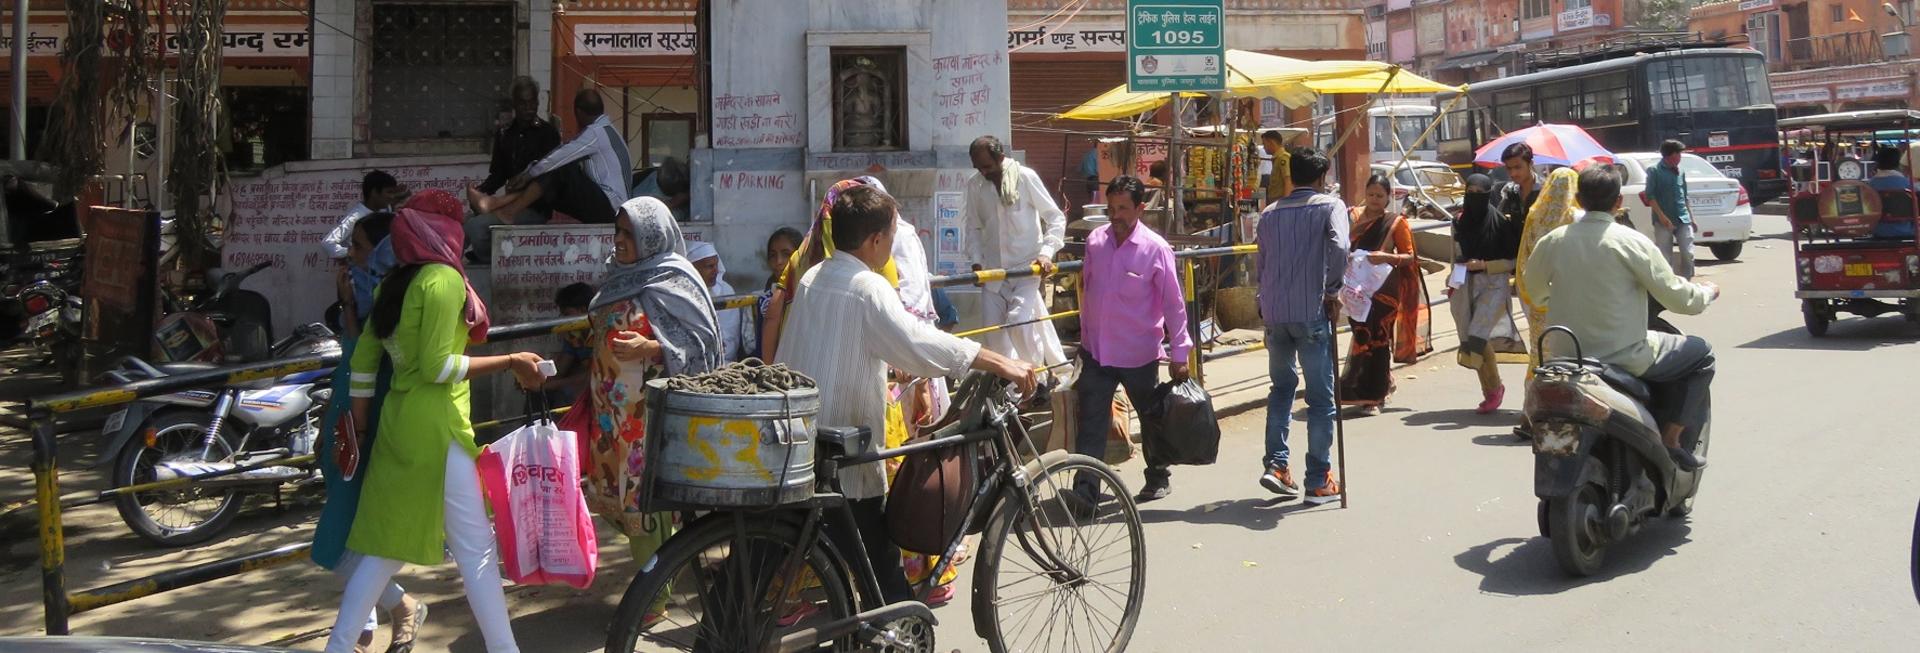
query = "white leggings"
xmin=333 ymin=552 xmax=405 ymax=634
xmin=324 ymin=443 xmax=519 ymax=653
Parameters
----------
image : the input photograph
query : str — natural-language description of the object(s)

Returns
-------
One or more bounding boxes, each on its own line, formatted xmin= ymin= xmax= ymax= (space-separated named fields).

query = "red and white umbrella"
xmin=1474 ymin=123 xmax=1615 ymax=168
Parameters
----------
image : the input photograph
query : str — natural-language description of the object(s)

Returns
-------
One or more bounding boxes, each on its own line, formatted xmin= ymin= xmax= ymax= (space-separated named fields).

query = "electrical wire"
xmin=1007 ymin=0 xmax=1089 ymax=55
xmin=1008 ymin=0 xmax=1088 ymax=33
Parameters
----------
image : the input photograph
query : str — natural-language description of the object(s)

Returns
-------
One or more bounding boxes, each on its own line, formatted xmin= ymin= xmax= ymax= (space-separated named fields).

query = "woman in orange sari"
xmin=1339 ymin=173 xmax=1430 ymax=415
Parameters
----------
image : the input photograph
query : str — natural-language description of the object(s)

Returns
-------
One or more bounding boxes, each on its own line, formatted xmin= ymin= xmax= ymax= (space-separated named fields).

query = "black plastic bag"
xmin=1139 ymin=379 xmax=1220 ymax=467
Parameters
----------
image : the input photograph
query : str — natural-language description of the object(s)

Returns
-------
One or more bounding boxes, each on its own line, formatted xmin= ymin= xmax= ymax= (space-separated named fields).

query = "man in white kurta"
xmin=779 ymin=184 xmax=1033 ymax=605
xmin=781 ymin=253 xmax=978 ymax=501
xmin=962 ymin=136 xmax=1069 ymax=371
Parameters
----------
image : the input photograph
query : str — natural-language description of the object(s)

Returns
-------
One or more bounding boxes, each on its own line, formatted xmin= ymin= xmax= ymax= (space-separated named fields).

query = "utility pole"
xmin=11 ymin=0 xmax=27 ymax=160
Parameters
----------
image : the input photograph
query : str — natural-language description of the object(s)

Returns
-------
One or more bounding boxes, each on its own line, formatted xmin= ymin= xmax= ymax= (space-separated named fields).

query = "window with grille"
xmin=1523 ymin=0 xmax=1550 ymax=19
xmin=1647 ymin=55 xmax=1767 ymax=113
xmin=1538 ymin=80 xmax=1580 ymax=122
xmin=1491 ymin=89 xmax=1533 ymax=132
xmin=1578 ymin=72 xmax=1634 ymax=122
xmin=830 ymin=48 xmax=907 ymax=152
xmin=370 ymin=3 xmax=515 ymax=141
xmin=1830 ymin=5 xmax=1845 ymax=22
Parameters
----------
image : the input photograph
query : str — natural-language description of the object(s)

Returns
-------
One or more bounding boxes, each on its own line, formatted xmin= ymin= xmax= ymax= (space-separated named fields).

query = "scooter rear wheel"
xmin=1548 ymin=458 xmax=1609 ymax=577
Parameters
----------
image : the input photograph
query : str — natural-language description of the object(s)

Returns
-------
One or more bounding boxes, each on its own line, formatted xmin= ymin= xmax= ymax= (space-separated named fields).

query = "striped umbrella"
xmin=1474 ymin=123 xmax=1615 ymax=168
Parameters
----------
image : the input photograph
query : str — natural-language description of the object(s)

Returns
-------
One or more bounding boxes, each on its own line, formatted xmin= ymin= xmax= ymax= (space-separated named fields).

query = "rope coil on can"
xmin=663 ymin=358 xmax=818 ymax=395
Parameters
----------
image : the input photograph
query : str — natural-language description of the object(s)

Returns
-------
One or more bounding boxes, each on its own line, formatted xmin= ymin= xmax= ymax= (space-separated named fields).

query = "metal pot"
xmin=643 ymin=379 xmax=820 ymax=508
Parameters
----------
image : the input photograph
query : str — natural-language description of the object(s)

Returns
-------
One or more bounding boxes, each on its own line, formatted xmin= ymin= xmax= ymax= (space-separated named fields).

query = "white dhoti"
xmin=982 ymin=276 xmax=1066 ymax=369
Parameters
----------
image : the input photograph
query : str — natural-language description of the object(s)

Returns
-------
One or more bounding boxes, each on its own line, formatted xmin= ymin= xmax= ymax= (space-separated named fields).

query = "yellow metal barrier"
xmin=22 ymin=243 xmax=1273 ymax=636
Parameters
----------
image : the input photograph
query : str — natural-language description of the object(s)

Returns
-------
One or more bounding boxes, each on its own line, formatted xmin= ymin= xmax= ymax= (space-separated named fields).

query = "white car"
xmin=1612 ymin=152 xmax=1753 ymax=262
xmin=1371 ymin=160 xmax=1464 ymax=220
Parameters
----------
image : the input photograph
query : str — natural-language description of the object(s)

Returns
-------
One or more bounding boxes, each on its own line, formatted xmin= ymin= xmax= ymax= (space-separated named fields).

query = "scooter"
xmin=1526 ymin=323 xmax=1710 ymax=577
xmin=99 ymin=323 xmax=340 ymax=546
xmin=155 ymin=261 xmax=276 ymax=364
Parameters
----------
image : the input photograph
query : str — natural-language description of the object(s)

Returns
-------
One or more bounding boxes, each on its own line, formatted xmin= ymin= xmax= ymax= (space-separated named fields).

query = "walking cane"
xmin=1329 ymin=311 xmax=1349 ymax=509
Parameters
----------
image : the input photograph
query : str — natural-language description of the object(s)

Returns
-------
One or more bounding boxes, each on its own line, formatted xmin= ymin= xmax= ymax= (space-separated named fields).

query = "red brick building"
xmin=1692 ymin=0 xmax=1920 ymax=116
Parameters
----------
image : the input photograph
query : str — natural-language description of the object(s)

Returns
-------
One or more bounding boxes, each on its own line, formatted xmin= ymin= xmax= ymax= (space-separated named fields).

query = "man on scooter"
xmin=1523 ymin=166 xmax=1720 ymax=471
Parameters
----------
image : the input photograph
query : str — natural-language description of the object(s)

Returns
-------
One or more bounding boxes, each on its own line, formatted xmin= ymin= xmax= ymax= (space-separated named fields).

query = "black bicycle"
xmin=604 ymin=372 xmax=1148 ymax=653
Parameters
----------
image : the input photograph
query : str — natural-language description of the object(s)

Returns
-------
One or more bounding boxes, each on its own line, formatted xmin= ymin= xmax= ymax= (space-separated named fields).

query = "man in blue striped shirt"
xmin=1254 ymin=148 xmax=1350 ymax=504
xmin=469 ymin=89 xmax=633 ymax=225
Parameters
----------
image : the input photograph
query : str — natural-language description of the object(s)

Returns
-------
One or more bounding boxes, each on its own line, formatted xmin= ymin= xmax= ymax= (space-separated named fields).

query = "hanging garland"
xmin=39 ymin=0 xmax=151 ymax=201
xmin=167 ymin=0 xmax=229 ymax=264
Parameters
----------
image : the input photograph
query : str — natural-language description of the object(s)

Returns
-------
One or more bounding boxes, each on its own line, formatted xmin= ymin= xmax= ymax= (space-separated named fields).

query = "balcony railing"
xmin=1776 ymin=30 xmax=1890 ymax=72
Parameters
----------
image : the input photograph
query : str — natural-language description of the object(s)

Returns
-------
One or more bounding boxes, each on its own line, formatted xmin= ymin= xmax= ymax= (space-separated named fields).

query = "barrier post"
xmin=32 ymin=414 xmax=69 ymax=635
xmin=1182 ymin=258 xmax=1203 ymax=385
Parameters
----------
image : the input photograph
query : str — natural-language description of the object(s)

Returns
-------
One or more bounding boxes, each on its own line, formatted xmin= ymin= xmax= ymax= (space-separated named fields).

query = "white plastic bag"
xmin=1340 ymin=250 xmax=1394 ymax=322
xmin=476 ymin=417 xmax=598 ymax=588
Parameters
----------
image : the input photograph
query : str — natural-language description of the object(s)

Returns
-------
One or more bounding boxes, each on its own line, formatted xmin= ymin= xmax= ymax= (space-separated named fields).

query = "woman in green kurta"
xmin=324 ymin=190 xmax=544 ymax=653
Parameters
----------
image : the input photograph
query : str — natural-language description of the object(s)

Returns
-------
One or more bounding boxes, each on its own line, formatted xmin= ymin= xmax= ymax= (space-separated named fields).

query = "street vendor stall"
xmin=1055 ymin=50 xmax=1460 ymax=333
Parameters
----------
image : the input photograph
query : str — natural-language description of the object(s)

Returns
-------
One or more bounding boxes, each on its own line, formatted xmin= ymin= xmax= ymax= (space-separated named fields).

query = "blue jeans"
xmin=1264 ymin=321 xmax=1336 ymax=489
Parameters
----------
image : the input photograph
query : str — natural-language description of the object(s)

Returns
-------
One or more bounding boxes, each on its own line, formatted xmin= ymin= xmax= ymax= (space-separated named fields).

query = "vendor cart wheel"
xmin=1802 ymin=300 xmax=1832 ymax=338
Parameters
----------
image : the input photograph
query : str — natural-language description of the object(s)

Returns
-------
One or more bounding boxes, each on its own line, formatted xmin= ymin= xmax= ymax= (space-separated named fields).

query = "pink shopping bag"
xmin=476 ymin=417 xmax=598 ymax=588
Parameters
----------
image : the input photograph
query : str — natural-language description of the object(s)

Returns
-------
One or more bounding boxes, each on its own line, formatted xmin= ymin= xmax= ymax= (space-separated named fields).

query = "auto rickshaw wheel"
xmin=1802 ymin=299 xmax=1832 ymax=338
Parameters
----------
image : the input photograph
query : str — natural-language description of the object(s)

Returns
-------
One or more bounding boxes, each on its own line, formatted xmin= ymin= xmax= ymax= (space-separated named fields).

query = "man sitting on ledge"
xmin=469 ymin=88 xmax=632 ymax=224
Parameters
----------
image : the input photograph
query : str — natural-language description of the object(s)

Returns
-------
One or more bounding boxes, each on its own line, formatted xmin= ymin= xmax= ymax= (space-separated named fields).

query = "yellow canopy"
xmin=1058 ymin=50 xmax=1463 ymax=121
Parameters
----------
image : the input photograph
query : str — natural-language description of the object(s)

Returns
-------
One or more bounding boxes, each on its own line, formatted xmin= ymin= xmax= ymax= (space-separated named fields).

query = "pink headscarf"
xmin=393 ymin=190 xmax=491 ymax=343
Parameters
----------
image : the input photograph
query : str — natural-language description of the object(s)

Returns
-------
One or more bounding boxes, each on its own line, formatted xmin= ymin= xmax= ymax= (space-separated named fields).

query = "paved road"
xmin=937 ymin=216 xmax=1920 ymax=651
xmin=3 ymin=215 xmax=1916 ymax=651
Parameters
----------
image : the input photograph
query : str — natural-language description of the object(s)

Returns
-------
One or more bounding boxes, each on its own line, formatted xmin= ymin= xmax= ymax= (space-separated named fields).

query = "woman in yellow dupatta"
xmin=760 ymin=178 xmax=898 ymax=361
xmin=1514 ymin=166 xmax=1581 ymax=378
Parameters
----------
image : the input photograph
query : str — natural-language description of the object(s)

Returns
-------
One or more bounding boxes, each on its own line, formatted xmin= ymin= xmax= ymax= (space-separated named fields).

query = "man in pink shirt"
xmin=1075 ymin=175 xmax=1193 ymax=503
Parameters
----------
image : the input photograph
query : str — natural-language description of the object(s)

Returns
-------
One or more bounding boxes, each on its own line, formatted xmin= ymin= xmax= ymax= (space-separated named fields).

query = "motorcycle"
xmin=2 ymin=240 xmax=83 ymax=340
xmin=2 ymin=241 xmax=85 ymax=381
xmin=99 ymin=323 xmax=340 ymax=546
xmin=155 ymin=261 xmax=276 ymax=364
xmin=1526 ymin=322 xmax=1709 ymax=577
xmin=9 ymin=280 xmax=82 ymax=349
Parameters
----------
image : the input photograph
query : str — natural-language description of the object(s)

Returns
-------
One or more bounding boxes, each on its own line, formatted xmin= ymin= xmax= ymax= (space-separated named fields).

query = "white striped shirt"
xmin=525 ymin=115 xmax=631 ymax=215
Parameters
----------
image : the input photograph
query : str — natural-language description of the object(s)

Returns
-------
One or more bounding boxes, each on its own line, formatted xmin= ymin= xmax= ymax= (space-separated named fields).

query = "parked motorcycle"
xmin=1526 ymin=323 xmax=1709 ymax=577
xmin=155 ymin=261 xmax=275 ymax=364
xmin=9 ymin=280 xmax=82 ymax=349
xmin=100 ymin=323 xmax=340 ymax=546
xmin=2 ymin=241 xmax=86 ymax=382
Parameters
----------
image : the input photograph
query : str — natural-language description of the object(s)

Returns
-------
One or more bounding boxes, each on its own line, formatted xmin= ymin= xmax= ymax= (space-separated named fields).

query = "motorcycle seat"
xmin=1596 ymin=365 xmax=1652 ymax=404
xmin=156 ymin=362 xmax=219 ymax=376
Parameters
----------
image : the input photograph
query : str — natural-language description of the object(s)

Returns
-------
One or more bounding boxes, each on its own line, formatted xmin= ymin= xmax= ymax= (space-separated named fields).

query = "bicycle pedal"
xmin=856 ymin=623 xmax=900 ymax=647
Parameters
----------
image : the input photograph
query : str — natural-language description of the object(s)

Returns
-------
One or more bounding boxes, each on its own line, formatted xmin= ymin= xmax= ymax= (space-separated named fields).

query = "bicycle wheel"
xmin=974 ymin=452 xmax=1146 ymax=653
xmin=606 ymin=514 xmax=856 ymax=653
